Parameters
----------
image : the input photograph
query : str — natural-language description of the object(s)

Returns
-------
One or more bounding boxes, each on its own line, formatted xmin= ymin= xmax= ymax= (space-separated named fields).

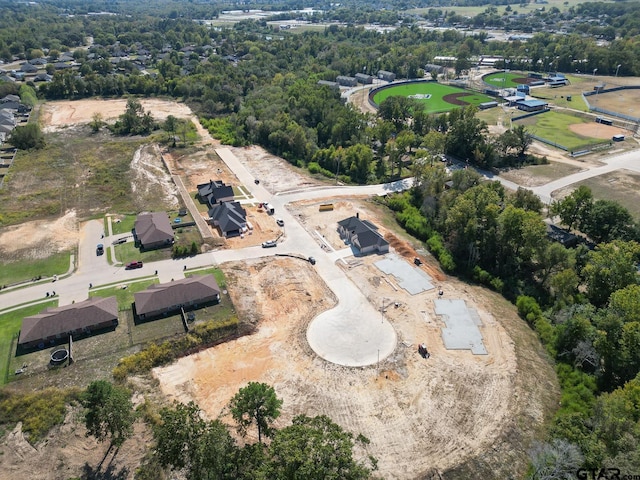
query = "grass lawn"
xmin=191 ymin=191 xmax=209 ymax=213
xmin=0 ymin=300 xmax=57 ymax=385
xmin=372 ymin=82 xmax=494 ymax=114
xmin=114 ymin=242 xmax=170 ymax=264
xmin=109 ymin=214 xmax=137 ymax=235
xmin=90 ymin=278 xmax=159 ymax=310
xmin=186 ymin=266 xmax=228 ymax=288
xmin=515 ymin=111 xmax=599 ymax=150
xmin=0 ymin=251 xmax=71 ymax=287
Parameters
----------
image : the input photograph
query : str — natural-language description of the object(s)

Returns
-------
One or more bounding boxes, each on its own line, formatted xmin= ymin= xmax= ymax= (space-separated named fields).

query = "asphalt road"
xmin=2 ymin=142 xmax=639 ymax=366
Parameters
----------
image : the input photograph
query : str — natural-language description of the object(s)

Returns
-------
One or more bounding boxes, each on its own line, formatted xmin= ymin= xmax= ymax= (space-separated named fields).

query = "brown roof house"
xmin=134 ymin=275 xmax=221 ymax=320
xmin=134 ymin=212 xmax=174 ymax=250
xmin=18 ymin=297 xmax=118 ymax=349
xmin=337 ymin=214 xmax=390 ymax=255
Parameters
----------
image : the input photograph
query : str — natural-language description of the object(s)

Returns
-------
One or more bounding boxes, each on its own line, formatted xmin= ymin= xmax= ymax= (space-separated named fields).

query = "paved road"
xmin=0 ymin=149 xmax=410 ymax=367
xmin=2 ymin=139 xmax=638 ymax=366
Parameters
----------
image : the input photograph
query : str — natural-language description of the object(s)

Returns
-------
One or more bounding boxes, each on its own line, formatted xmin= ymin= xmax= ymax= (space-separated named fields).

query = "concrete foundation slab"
xmin=434 ymin=299 xmax=487 ymax=355
xmin=375 ymin=253 xmax=435 ymax=295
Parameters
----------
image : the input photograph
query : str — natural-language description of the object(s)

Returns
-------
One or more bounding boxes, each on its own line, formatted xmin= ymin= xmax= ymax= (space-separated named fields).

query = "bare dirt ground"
xmin=228 ymin=145 xmax=327 ymax=194
xmin=0 ymin=410 xmax=152 ymax=480
xmin=154 ymin=232 xmax=557 ymax=479
xmin=131 ymin=144 xmax=179 ymax=212
xmin=40 ymin=98 xmax=195 ymax=133
xmin=569 ymin=121 xmax=629 ymax=139
xmin=0 ymin=210 xmax=78 ymax=261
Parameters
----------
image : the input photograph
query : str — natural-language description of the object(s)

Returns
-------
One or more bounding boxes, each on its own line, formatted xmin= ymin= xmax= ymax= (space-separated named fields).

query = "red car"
xmin=125 ymin=261 xmax=143 ymax=269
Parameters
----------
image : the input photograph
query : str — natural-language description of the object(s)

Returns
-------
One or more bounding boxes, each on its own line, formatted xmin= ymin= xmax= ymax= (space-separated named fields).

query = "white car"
xmin=276 ymin=218 xmax=284 ymax=226
xmin=262 ymin=240 xmax=277 ymax=248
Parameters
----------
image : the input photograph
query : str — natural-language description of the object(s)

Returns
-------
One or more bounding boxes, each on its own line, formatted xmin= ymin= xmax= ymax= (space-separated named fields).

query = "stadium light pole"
xmin=592 ymin=68 xmax=598 ymax=78
xmin=615 ymin=64 xmax=621 ymax=78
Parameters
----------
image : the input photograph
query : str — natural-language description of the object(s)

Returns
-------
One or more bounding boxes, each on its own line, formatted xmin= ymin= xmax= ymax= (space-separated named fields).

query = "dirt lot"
xmin=0 ymin=210 xmax=78 ymax=261
xmin=40 ymin=98 xmax=195 ymax=133
xmin=0 ymin=99 xmax=558 ymax=479
xmin=569 ymin=121 xmax=629 ymax=139
xmin=154 ymin=238 xmax=556 ymax=479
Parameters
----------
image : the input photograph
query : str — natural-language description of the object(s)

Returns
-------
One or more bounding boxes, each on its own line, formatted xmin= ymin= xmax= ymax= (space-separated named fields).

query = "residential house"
xmin=338 ymin=214 xmax=390 ymax=254
xmin=18 ymin=296 xmax=118 ymax=349
xmin=208 ymin=201 xmax=247 ymax=238
xmin=134 ymin=275 xmax=221 ymax=320
xmin=197 ymin=179 xmax=234 ymax=206
xmin=134 ymin=212 xmax=175 ymax=250
xmin=1 ymin=94 xmax=20 ymax=103
xmin=20 ymin=63 xmax=38 ymax=73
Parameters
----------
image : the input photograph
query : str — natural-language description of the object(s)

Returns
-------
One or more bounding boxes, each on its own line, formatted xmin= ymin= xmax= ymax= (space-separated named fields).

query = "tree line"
xmin=81 ymin=380 xmax=374 ymax=480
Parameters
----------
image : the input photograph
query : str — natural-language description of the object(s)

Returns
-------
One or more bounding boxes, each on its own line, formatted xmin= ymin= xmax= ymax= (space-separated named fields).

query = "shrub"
xmin=0 ymin=388 xmax=81 ymax=443
xmin=426 ymin=233 xmax=456 ymax=272
xmin=516 ymin=295 xmax=543 ymax=324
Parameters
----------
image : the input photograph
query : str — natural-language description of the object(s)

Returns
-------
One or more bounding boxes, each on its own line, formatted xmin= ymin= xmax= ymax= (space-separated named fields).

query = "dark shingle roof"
xmin=134 ymin=212 xmax=174 ymax=246
xmin=19 ymin=297 xmax=118 ymax=345
xmin=208 ymin=201 xmax=246 ymax=233
xmin=338 ymin=216 xmax=389 ymax=250
xmin=134 ymin=275 xmax=220 ymax=315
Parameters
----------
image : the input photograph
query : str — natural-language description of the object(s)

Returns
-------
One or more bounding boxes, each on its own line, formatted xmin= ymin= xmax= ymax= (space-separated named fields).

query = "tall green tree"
xmin=581 ymin=240 xmax=640 ymax=307
xmin=261 ymin=415 xmax=374 ymax=480
xmin=228 ymin=382 xmax=282 ymax=443
xmin=154 ymin=401 xmax=236 ymax=480
xmin=550 ymin=186 xmax=593 ymax=232
xmin=82 ymin=380 xmax=135 ymax=449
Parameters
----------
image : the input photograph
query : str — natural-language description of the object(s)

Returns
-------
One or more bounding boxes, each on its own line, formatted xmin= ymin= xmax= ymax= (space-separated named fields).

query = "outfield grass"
xmin=483 ymin=71 xmax=529 ymax=88
xmin=0 ymin=251 xmax=71 ymax=287
xmin=515 ymin=111 xmax=600 ymax=150
xmin=0 ymin=300 xmax=57 ymax=385
xmin=372 ymin=82 xmax=494 ymax=114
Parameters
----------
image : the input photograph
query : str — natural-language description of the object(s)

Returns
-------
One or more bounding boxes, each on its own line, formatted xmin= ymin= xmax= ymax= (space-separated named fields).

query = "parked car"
xmin=112 ymin=237 xmax=127 ymax=245
xmin=261 ymin=240 xmax=277 ymax=248
xmin=125 ymin=261 xmax=144 ymax=269
xmin=276 ymin=218 xmax=284 ymax=227
xmin=96 ymin=244 xmax=104 ymax=256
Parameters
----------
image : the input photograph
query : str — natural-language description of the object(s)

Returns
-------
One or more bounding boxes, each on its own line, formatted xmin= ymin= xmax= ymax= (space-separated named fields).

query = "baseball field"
xmin=371 ymin=81 xmax=495 ymax=114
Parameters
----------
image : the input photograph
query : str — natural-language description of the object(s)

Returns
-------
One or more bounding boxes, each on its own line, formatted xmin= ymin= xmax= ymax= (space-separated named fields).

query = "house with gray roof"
xmin=208 ymin=201 xmax=247 ymax=238
xmin=338 ymin=214 xmax=390 ymax=254
xmin=197 ymin=179 xmax=234 ymax=206
xmin=18 ymin=297 xmax=118 ymax=349
xmin=134 ymin=212 xmax=175 ymax=250
xmin=134 ymin=275 xmax=220 ymax=320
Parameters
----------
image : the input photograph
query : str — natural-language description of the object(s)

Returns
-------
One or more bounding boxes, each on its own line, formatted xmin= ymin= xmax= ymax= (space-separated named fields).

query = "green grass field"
xmin=372 ymin=82 xmax=494 ymax=114
xmin=0 ymin=300 xmax=57 ymax=385
xmin=483 ymin=71 xmax=530 ymax=88
xmin=515 ymin=111 xmax=601 ymax=151
xmin=0 ymin=252 xmax=71 ymax=287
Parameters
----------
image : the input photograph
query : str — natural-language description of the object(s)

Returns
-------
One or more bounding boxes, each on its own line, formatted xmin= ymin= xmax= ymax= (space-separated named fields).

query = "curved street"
xmin=1 ymin=138 xmax=639 ymax=366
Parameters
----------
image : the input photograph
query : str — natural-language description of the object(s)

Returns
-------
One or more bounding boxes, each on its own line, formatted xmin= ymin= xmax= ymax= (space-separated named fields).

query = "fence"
xmin=582 ymin=86 xmax=640 ymax=128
